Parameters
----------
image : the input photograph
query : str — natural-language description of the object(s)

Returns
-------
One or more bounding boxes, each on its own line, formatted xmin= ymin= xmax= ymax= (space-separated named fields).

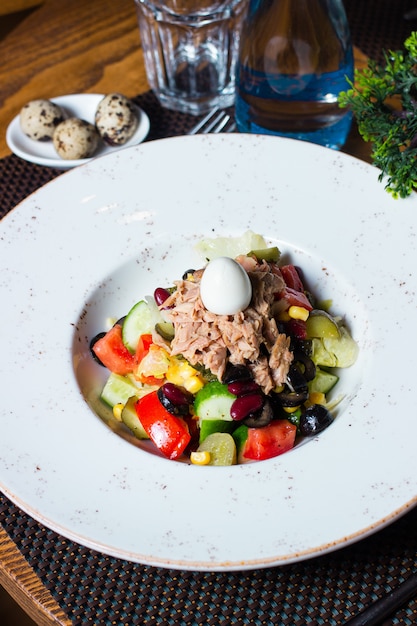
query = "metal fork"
xmin=188 ymin=108 xmax=236 ymax=134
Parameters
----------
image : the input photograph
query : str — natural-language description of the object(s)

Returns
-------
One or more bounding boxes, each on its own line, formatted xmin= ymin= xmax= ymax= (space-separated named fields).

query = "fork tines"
xmin=188 ymin=108 xmax=236 ymax=134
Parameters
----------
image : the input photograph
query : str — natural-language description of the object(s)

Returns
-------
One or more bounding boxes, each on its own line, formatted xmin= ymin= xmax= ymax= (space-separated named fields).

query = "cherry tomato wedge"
xmin=280 ymin=264 xmax=305 ymax=292
xmin=234 ymin=420 xmax=297 ymax=462
xmin=92 ymin=324 xmax=136 ymax=375
xmin=135 ymin=333 xmax=153 ymax=363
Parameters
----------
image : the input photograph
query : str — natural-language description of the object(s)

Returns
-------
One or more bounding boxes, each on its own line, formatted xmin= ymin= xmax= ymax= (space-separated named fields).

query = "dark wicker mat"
xmin=1 ymin=493 xmax=417 ymax=624
xmin=2 ymin=3 xmax=417 ymax=623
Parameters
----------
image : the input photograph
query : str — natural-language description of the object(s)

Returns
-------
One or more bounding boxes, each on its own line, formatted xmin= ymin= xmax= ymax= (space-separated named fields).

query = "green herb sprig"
xmin=339 ymin=32 xmax=417 ymax=198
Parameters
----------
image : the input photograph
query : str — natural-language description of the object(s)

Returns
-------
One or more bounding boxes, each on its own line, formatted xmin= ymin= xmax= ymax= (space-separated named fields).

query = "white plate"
xmin=1 ymin=134 xmax=417 ymax=571
xmin=6 ymin=93 xmax=150 ymax=169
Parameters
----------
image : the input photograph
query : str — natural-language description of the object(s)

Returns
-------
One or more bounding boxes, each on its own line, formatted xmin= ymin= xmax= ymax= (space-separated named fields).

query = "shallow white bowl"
xmin=1 ymin=134 xmax=416 ymax=571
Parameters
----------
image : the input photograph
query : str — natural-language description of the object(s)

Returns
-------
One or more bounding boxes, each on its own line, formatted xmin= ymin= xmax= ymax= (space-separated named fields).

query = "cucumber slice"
xmin=122 ymin=300 xmax=153 ymax=353
xmin=249 ymin=246 xmax=280 ymax=262
xmin=306 ymin=310 xmax=340 ymax=339
xmin=194 ymin=381 xmax=236 ymax=424
xmin=199 ymin=418 xmax=236 ymax=444
xmin=121 ymin=396 xmax=149 ymax=439
xmin=155 ymin=321 xmax=175 ymax=341
xmin=308 ymin=368 xmax=339 ymax=394
xmin=197 ymin=432 xmax=237 ymax=466
xmin=101 ymin=372 xmax=141 ymax=407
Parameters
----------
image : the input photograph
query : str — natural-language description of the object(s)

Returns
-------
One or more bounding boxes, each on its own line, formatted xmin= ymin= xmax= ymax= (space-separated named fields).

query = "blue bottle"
xmin=235 ymin=0 xmax=354 ymax=149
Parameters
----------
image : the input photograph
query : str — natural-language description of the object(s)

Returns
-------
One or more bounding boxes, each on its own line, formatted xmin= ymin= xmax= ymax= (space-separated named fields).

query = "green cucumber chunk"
xmin=309 ymin=368 xmax=339 ymax=394
xmin=101 ymin=373 xmax=141 ymax=408
xmin=197 ymin=432 xmax=237 ymax=466
xmin=199 ymin=419 xmax=236 ymax=444
xmin=155 ymin=321 xmax=175 ymax=341
xmin=122 ymin=300 xmax=153 ymax=353
xmin=194 ymin=381 xmax=236 ymax=424
xmin=232 ymin=424 xmax=249 ymax=461
xmin=249 ymin=246 xmax=280 ymax=262
xmin=306 ymin=310 xmax=340 ymax=339
xmin=121 ymin=396 xmax=149 ymax=439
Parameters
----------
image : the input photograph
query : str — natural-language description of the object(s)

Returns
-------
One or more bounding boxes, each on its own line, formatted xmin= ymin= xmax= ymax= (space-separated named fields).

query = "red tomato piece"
xmin=241 ymin=420 xmax=297 ymax=461
xmin=280 ymin=264 xmax=305 ymax=292
xmin=135 ymin=391 xmax=191 ymax=460
xmin=281 ymin=287 xmax=313 ymax=311
xmin=135 ymin=333 xmax=153 ymax=363
xmin=92 ymin=324 xmax=136 ymax=375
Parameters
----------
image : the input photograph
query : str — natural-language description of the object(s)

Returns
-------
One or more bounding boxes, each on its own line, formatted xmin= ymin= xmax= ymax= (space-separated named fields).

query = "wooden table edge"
xmin=0 ymin=526 xmax=72 ymax=626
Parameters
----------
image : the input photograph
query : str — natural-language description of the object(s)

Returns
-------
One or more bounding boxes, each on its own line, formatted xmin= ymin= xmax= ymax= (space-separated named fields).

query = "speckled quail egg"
xmin=53 ymin=118 xmax=100 ymax=160
xmin=95 ymin=93 xmax=138 ymax=145
xmin=20 ymin=99 xmax=65 ymax=141
xmin=200 ymin=257 xmax=253 ymax=316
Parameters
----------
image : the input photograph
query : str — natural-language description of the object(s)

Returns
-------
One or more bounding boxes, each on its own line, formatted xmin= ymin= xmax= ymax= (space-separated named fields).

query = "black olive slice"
xmin=286 ymin=364 xmax=308 ymax=392
xmin=299 ymin=404 xmax=333 ymax=436
xmin=89 ymin=332 xmax=106 ymax=366
xmin=292 ymin=352 xmax=316 ymax=382
xmin=276 ymin=389 xmax=309 ymax=407
xmin=157 ymin=386 xmax=189 ymax=416
xmin=222 ymin=363 xmax=252 ymax=385
xmin=242 ymin=399 xmax=274 ymax=427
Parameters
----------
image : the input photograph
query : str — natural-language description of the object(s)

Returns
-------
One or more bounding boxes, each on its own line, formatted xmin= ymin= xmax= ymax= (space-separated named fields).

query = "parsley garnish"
xmin=339 ymin=32 xmax=417 ymax=198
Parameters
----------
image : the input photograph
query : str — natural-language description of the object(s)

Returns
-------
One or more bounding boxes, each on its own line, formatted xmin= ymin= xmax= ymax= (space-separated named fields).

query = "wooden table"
xmin=0 ymin=1 xmax=378 ymax=624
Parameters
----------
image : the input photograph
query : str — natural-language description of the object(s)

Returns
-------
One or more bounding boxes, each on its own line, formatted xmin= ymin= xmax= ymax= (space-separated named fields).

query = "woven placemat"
xmin=1 ymin=492 xmax=417 ymax=624
xmin=2 ymin=3 xmax=417 ymax=623
xmin=344 ymin=0 xmax=417 ymax=63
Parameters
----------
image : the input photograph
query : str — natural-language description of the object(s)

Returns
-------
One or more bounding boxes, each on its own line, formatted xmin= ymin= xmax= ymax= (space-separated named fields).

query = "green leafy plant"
xmin=339 ymin=32 xmax=417 ymax=198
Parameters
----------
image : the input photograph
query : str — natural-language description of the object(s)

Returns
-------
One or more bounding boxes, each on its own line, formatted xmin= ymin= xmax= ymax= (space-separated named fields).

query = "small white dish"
xmin=6 ymin=93 xmax=150 ymax=169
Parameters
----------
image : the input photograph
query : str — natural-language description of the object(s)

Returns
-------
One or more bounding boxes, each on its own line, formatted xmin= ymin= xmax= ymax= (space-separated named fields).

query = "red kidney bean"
xmin=154 ymin=287 xmax=171 ymax=306
xmin=230 ymin=393 xmax=264 ymax=421
xmin=227 ymin=380 xmax=260 ymax=396
xmin=162 ymin=383 xmax=193 ymax=406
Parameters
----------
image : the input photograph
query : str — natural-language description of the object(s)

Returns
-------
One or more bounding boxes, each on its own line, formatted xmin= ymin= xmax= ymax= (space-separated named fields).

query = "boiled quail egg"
xmin=95 ymin=93 xmax=138 ymax=146
xmin=53 ymin=118 xmax=99 ymax=160
xmin=20 ymin=99 xmax=65 ymax=141
xmin=200 ymin=257 xmax=252 ymax=316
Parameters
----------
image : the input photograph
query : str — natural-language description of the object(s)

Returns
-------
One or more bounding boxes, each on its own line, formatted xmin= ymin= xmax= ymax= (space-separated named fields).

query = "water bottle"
xmin=234 ymin=0 xmax=354 ymax=149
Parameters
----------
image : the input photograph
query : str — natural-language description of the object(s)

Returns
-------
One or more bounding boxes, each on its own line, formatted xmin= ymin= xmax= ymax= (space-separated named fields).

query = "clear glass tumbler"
xmin=134 ymin=0 xmax=249 ymax=115
xmin=235 ymin=0 xmax=354 ymax=149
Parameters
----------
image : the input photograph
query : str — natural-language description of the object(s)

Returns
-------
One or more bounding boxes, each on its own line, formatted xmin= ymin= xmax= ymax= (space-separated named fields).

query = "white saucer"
xmin=6 ymin=93 xmax=150 ymax=169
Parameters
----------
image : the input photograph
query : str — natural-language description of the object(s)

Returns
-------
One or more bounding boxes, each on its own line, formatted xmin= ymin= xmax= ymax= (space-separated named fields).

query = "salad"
xmin=90 ymin=232 xmax=359 ymax=465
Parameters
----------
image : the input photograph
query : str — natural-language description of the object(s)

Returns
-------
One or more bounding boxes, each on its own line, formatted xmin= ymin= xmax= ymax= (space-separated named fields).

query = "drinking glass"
xmin=134 ymin=0 xmax=248 ymax=115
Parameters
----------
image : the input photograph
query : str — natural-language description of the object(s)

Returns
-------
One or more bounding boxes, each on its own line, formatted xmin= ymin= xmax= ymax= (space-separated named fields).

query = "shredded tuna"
xmin=159 ymin=257 xmax=293 ymax=392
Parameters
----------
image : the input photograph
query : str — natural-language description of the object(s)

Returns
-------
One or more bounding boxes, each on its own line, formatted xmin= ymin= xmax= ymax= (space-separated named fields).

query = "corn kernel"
xmin=112 ymin=403 xmax=124 ymax=421
xmin=190 ymin=451 xmax=211 ymax=465
xmin=166 ymin=357 xmax=204 ymax=392
xmin=288 ymin=306 xmax=310 ymax=321
xmin=308 ymin=391 xmax=326 ymax=405
xmin=282 ymin=405 xmax=300 ymax=413
xmin=183 ymin=375 xmax=204 ymax=394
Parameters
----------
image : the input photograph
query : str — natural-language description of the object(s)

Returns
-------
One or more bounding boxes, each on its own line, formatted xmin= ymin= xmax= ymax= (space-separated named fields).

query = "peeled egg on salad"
xmin=200 ymin=257 xmax=252 ymax=315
